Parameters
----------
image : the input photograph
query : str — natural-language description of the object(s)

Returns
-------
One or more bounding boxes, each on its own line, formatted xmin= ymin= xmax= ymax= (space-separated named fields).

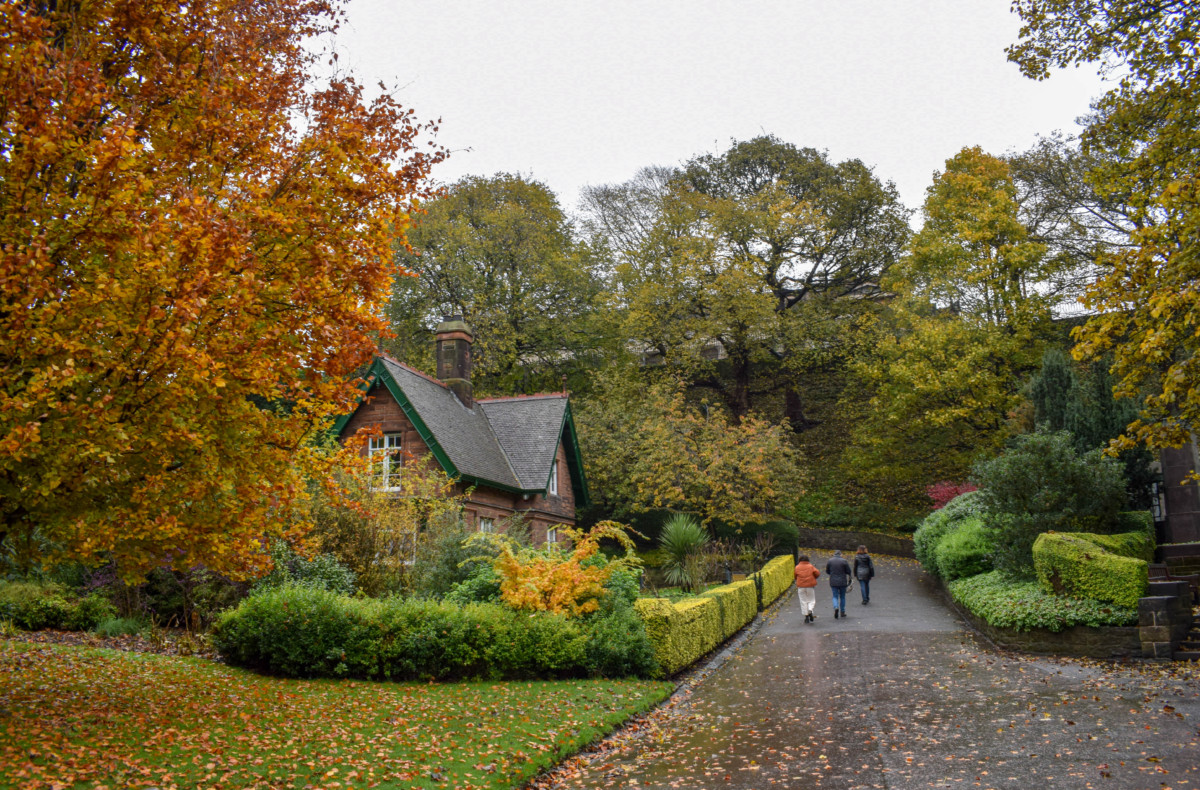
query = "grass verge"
xmin=0 ymin=639 xmax=673 ymax=790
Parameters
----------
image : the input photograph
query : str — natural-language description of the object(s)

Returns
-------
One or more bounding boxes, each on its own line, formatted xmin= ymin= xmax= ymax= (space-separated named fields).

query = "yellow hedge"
xmin=753 ymin=555 xmax=795 ymax=610
xmin=634 ymin=556 xmax=794 ymax=676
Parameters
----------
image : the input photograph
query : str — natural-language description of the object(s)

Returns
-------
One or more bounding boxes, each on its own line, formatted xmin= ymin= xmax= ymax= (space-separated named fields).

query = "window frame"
xmin=547 ymin=461 xmax=559 ymax=497
xmin=368 ymin=433 xmax=404 ymax=491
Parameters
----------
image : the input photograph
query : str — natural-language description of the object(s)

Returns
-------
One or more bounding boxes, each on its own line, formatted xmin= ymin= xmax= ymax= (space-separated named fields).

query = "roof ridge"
xmin=478 ymin=392 xmax=568 ymax=402
xmin=382 ymin=357 xmax=446 ymax=389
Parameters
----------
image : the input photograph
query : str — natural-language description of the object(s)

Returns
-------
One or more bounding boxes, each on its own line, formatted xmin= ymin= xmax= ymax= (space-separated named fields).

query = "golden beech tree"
xmin=0 ymin=0 xmax=444 ymax=580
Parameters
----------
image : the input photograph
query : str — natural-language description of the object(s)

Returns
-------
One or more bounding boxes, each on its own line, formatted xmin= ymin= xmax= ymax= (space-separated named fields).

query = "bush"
xmin=93 ymin=616 xmax=146 ymax=638
xmin=210 ymin=584 xmax=652 ymax=680
xmin=949 ymin=570 xmax=1137 ymax=631
xmin=1032 ymin=532 xmax=1149 ymax=608
xmin=751 ymin=556 xmax=795 ymax=612
xmin=973 ymin=430 xmax=1128 ymax=574
xmin=254 ymin=541 xmax=356 ymax=595
xmin=0 ymin=582 xmax=116 ymax=631
xmin=913 ymin=491 xmax=983 ymax=575
xmin=933 ymin=517 xmax=994 ymax=581
xmin=1113 ymin=510 xmax=1153 ymax=536
xmin=444 ymin=562 xmax=502 ymax=605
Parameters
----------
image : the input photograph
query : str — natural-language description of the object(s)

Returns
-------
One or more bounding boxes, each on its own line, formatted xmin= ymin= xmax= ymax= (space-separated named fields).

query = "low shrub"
xmin=913 ymin=491 xmax=983 ymax=575
xmin=949 ymin=570 xmax=1137 ymax=631
xmin=0 ymin=581 xmax=116 ymax=631
xmin=1032 ymin=532 xmax=1149 ymax=608
xmin=933 ymin=517 xmax=994 ymax=581
xmin=211 ymin=583 xmax=654 ymax=680
xmin=1112 ymin=511 xmax=1154 ymax=539
xmin=93 ymin=616 xmax=146 ymax=638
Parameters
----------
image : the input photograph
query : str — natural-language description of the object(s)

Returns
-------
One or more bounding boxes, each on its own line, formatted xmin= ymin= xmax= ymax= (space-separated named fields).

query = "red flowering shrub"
xmin=926 ymin=481 xmax=978 ymax=510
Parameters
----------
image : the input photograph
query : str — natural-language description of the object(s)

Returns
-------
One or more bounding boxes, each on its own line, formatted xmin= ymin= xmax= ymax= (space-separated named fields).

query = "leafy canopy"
xmin=0 ymin=0 xmax=442 ymax=580
xmin=1009 ymin=0 xmax=1200 ymax=450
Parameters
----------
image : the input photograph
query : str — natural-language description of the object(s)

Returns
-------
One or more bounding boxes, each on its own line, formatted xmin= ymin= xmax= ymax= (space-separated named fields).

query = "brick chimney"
xmin=434 ymin=315 xmax=473 ymax=407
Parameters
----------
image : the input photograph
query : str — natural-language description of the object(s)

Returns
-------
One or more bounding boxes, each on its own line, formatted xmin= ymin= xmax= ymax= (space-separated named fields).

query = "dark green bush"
xmin=0 ymin=582 xmax=116 ymax=631
xmin=948 ymin=570 xmax=1136 ymax=631
xmin=973 ymin=430 xmax=1128 ymax=574
xmin=913 ymin=491 xmax=983 ymax=575
xmin=444 ymin=562 xmax=501 ymax=605
xmin=210 ymin=584 xmax=652 ymax=681
xmin=933 ymin=517 xmax=994 ymax=581
xmin=1113 ymin=510 xmax=1153 ymax=536
xmin=254 ymin=541 xmax=356 ymax=595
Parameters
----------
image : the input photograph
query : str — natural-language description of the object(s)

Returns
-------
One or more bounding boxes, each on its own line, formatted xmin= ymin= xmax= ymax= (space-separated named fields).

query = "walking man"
xmin=826 ymin=550 xmax=852 ymax=619
xmin=793 ymin=554 xmax=820 ymax=623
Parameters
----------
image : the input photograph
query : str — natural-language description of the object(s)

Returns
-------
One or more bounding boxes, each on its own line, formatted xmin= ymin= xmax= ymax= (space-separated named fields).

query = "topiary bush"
xmin=973 ymin=430 xmax=1128 ymax=574
xmin=933 ymin=517 xmax=994 ymax=581
xmin=949 ymin=570 xmax=1137 ymax=631
xmin=913 ymin=490 xmax=983 ymax=575
xmin=1032 ymin=532 xmax=1149 ymax=608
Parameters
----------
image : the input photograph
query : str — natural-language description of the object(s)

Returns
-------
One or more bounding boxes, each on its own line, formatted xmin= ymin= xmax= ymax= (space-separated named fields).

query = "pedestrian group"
xmin=793 ymin=545 xmax=875 ymax=623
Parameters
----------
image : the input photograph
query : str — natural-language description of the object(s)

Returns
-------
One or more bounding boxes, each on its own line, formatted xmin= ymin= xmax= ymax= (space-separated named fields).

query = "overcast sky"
xmin=337 ymin=0 xmax=1110 ymax=215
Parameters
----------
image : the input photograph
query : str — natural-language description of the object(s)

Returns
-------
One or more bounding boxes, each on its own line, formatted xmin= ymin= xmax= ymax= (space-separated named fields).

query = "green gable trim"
xmin=332 ymin=359 xmax=461 ymax=480
xmin=559 ymin=402 xmax=591 ymax=508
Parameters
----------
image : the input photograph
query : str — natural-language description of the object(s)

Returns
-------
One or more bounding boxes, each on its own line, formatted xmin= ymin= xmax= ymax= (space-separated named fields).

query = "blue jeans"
xmin=831 ymin=586 xmax=846 ymax=612
xmin=858 ymin=578 xmax=870 ymax=602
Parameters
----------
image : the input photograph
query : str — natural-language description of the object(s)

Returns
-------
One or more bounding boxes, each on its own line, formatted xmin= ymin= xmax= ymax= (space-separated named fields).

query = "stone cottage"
xmin=331 ymin=317 xmax=589 ymax=545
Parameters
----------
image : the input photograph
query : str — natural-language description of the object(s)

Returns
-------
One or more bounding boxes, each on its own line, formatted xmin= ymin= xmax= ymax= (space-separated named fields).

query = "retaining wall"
xmin=794 ymin=527 xmax=915 ymax=559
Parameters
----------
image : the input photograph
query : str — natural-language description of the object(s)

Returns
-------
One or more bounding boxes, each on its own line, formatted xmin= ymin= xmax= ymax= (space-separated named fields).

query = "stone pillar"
xmin=1140 ymin=580 xmax=1194 ymax=659
xmin=1159 ymin=442 xmax=1200 ymax=544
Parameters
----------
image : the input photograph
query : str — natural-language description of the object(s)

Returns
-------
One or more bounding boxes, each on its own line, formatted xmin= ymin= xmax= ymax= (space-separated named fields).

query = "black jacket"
xmin=825 ymin=555 xmax=852 ymax=588
xmin=854 ymin=554 xmax=875 ymax=581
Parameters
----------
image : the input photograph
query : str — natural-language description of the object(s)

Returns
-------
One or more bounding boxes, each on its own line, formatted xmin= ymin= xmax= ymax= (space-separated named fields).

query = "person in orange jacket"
xmin=793 ymin=554 xmax=820 ymax=624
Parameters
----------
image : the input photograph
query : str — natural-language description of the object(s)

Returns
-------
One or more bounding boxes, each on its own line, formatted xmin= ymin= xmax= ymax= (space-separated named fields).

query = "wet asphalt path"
xmin=543 ymin=554 xmax=1200 ymax=790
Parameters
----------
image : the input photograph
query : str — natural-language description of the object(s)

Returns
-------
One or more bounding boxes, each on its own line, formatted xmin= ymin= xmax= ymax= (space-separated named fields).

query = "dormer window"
xmin=368 ymin=433 xmax=403 ymax=491
xmin=547 ymin=462 xmax=559 ymax=497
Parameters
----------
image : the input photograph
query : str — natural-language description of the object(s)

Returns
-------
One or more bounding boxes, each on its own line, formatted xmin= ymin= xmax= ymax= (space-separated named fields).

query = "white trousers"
xmin=796 ymin=587 xmax=816 ymax=614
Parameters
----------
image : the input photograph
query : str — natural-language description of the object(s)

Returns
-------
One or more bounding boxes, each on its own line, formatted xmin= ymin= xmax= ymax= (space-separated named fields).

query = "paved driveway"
xmin=537 ymin=554 xmax=1200 ymax=790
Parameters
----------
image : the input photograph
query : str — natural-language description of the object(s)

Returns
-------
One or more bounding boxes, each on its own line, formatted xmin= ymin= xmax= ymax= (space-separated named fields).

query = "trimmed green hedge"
xmin=211 ymin=585 xmax=657 ymax=680
xmin=1032 ymin=532 xmax=1149 ymax=609
xmin=634 ymin=555 xmax=793 ymax=676
xmin=949 ymin=570 xmax=1137 ymax=631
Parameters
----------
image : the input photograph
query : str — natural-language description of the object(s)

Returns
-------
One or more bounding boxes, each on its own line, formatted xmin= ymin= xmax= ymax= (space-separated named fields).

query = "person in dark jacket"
xmin=854 ymin=544 xmax=875 ymax=605
xmin=826 ymin=550 xmax=852 ymax=619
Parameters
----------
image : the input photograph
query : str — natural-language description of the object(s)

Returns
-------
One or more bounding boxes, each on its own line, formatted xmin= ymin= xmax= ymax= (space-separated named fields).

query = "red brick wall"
xmin=338 ymin=384 xmax=576 ymax=544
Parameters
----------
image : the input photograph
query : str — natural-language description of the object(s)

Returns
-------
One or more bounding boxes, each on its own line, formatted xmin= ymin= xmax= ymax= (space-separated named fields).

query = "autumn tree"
xmin=1009 ymin=0 xmax=1200 ymax=450
xmin=583 ymin=137 xmax=910 ymax=427
xmin=848 ymin=147 xmax=1058 ymax=488
xmin=576 ymin=372 xmax=803 ymax=527
xmin=386 ymin=174 xmax=606 ymax=395
xmin=0 ymin=0 xmax=443 ymax=580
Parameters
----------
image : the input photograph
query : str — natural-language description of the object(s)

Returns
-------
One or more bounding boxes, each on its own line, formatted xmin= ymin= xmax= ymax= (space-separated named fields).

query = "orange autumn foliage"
xmin=0 ymin=0 xmax=444 ymax=580
xmin=487 ymin=521 xmax=640 ymax=617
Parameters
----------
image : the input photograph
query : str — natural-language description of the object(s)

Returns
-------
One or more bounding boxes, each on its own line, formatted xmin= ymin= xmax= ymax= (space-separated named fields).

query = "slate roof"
xmin=477 ymin=395 xmax=568 ymax=490
xmin=378 ymin=359 xmax=520 ymax=488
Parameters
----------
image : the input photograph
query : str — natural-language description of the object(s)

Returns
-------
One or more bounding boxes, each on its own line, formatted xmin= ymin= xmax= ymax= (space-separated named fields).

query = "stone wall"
xmin=1139 ymin=580 xmax=1194 ymax=660
xmin=795 ymin=527 xmax=915 ymax=559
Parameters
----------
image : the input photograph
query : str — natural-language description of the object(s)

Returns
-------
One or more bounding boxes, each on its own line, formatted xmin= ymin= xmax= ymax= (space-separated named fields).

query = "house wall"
xmin=338 ymin=384 xmax=576 ymax=543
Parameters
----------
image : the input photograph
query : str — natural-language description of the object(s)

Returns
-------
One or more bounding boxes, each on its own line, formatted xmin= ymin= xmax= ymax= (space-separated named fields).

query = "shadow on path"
xmin=535 ymin=554 xmax=1200 ymax=790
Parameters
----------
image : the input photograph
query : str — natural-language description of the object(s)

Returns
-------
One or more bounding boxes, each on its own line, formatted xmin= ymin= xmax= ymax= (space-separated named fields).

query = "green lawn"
xmin=0 ymin=639 xmax=673 ymax=790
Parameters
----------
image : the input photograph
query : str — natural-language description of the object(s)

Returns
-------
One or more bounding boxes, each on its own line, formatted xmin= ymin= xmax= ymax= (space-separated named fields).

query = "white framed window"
xmin=368 ymin=433 xmax=403 ymax=491
xmin=479 ymin=517 xmax=495 ymax=533
xmin=546 ymin=526 xmax=558 ymax=545
xmin=547 ymin=462 xmax=559 ymax=497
